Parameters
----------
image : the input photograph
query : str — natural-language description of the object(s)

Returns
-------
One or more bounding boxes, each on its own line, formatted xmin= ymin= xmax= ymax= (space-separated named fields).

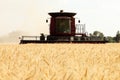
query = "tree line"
xmin=89 ymin=31 xmax=120 ymax=43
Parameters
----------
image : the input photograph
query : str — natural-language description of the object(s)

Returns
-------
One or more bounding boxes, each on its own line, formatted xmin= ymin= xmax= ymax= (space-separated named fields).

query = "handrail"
xmin=21 ymin=36 xmax=41 ymax=40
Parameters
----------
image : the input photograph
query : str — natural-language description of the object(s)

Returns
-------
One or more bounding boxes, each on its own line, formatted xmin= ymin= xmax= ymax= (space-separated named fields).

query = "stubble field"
xmin=0 ymin=43 xmax=120 ymax=80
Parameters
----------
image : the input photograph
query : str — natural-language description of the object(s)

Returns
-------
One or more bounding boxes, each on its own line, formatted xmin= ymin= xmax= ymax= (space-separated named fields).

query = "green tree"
xmin=106 ymin=36 xmax=115 ymax=43
xmin=115 ymin=30 xmax=120 ymax=42
xmin=93 ymin=31 xmax=104 ymax=40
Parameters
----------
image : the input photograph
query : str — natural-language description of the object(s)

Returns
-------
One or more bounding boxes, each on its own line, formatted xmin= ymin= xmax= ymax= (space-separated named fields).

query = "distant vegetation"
xmin=90 ymin=30 xmax=120 ymax=43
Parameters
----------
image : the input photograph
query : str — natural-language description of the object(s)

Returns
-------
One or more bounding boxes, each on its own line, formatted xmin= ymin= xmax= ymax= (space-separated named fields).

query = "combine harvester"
xmin=20 ymin=10 xmax=108 ymax=44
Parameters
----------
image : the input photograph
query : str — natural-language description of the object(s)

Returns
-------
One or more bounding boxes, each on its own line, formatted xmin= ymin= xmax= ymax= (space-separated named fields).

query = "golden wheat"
xmin=0 ymin=43 xmax=120 ymax=80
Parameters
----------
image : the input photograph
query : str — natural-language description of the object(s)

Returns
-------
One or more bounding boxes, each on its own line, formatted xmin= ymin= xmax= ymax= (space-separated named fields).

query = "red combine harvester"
xmin=20 ymin=10 xmax=108 ymax=44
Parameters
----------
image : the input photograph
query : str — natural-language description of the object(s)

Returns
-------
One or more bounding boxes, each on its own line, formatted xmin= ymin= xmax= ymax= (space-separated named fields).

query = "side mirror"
xmin=19 ymin=37 xmax=21 ymax=39
xmin=46 ymin=20 xmax=48 ymax=23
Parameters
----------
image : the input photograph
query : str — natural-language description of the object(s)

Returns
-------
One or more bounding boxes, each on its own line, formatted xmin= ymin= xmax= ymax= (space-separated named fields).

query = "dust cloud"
xmin=0 ymin=30 xmax=28 ymax=43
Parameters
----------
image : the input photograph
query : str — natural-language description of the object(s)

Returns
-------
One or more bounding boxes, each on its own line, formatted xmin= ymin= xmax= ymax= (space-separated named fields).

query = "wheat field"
xmin=0 ymin=43 xmax=120 ymax=80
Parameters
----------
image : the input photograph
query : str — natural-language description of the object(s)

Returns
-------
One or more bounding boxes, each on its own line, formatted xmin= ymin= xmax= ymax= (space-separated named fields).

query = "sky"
xmin=0 ymin=0 xmax=120 ymax=37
